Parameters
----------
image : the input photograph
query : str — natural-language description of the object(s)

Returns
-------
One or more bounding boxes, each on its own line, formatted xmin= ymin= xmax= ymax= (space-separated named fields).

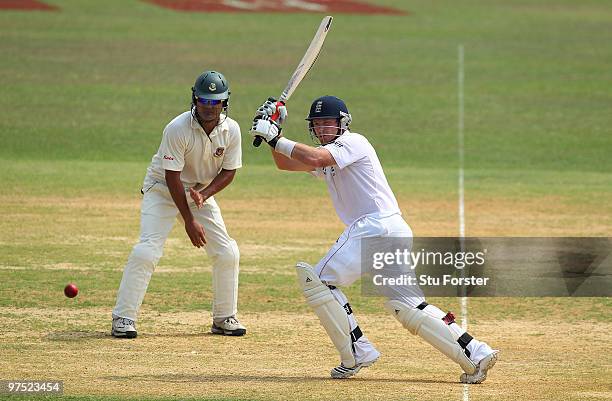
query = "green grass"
xmin=1 ymin=0 xmax=611 ymax=315
xmin=0 ymin=2 xmax=611 ymax=399
xmin=1 ymin=0 xmax=611 ymax=171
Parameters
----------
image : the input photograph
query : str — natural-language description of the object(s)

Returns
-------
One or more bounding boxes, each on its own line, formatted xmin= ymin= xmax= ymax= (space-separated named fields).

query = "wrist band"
xmin=274 ymin=137 xmax=297 ymax=158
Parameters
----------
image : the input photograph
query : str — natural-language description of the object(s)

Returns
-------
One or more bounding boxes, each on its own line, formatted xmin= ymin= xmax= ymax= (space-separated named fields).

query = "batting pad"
xmin=385 ymin=300 xmax=477 ymax=374
xmin=296 ymin=262 xmax=356 ymax=368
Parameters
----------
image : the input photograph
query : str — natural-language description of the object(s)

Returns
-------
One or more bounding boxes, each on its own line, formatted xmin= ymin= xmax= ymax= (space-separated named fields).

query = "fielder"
xmin=111 ymin=70 xmax=246 ymax=338
xmin=250 ymin=96 xmax=498 ymax=382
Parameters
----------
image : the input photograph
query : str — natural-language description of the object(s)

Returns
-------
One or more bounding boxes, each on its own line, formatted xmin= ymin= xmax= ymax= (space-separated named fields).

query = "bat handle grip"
xmin=252 ymin=100 xmax=285 ymax=148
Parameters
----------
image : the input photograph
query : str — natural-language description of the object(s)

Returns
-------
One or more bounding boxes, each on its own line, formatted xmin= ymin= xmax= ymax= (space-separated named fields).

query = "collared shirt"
xmin=313 ymin=131 xmax=401 ymax=226
xmin=143 ymin=111 xmax=242 ymax=189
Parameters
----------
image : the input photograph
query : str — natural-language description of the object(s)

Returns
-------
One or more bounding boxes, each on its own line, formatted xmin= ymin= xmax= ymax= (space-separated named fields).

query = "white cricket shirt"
xmin=315 ymin=131 xmax=401 ymax=226
xmin=143 ymin=111 xmax=242 ymax=189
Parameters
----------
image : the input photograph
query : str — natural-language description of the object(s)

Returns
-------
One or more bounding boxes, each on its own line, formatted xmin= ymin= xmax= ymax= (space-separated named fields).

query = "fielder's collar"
xmin=190 ymin=113 xmax=229 ymax=138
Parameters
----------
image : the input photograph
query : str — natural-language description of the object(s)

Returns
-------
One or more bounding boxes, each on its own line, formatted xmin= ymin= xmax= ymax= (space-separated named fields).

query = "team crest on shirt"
xmin=214 ymin=147 xmax=225 ymax=157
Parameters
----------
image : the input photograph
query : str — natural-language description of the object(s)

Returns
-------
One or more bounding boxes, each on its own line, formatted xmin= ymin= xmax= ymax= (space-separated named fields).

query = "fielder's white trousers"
xmin=113 ymin=182 xmax=239 ymax=321
xmin=315 ymin=212 xmax=494 ymax=365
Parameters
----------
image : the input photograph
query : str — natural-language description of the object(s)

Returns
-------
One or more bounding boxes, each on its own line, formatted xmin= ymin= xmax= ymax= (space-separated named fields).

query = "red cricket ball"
xmin=64 ymin=283 xmax=79 ymax=298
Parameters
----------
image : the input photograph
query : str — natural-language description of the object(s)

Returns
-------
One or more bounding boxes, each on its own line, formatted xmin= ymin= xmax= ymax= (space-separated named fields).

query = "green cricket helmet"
xmin=192 ymin=70 xmax=230 ymax=101
xmin=191 ymin=70 xmax=230 ymax=120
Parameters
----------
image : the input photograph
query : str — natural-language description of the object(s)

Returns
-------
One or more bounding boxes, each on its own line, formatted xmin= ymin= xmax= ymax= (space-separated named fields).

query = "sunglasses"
xmin=197 ymin=97 xmax=223 ymax=106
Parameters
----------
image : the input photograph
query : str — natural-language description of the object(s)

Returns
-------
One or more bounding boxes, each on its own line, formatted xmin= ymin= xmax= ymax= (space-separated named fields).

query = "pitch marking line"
xmin=457 ymin=44 xmax=469 ymax=401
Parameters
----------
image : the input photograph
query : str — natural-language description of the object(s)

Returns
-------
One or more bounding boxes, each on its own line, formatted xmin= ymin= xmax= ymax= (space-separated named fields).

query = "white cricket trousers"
xmin=315 ymin=212 xmax=494 ymax=365
xmin=113 ymin=182 xmax=239 ymax=321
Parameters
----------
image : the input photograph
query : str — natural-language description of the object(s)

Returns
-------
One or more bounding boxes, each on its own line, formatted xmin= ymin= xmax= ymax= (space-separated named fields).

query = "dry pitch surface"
xmin=1 ymin=194 xmax=611 ymax=401
xmin=1 ymin=307 xmax=610 ymax=401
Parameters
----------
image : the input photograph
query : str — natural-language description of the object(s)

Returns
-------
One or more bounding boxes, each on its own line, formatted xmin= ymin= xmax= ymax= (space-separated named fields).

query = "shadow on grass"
xmin=141 ymin=332 xmax=224 ymax=338
xmin=44 ymin=331 xmax=230 ymax=341
xmin=44 ymin=331 xmax=109 ymax=341
xmin=105 ymin=373 xmax=457 ymax=384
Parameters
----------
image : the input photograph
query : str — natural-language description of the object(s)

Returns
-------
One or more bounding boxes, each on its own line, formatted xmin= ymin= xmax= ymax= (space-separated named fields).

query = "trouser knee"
xmin=211 ymin=240 xmax=239 ymax=269
xmin=129 ymin=241 xmax=163 ymax=269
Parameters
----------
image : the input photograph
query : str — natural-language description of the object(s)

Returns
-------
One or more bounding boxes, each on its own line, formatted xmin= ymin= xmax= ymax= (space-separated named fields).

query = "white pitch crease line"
xmin=458 ymin=44 xmax=469 ymax=401
xmin=458 ymin=43 xmax=467 ymax=331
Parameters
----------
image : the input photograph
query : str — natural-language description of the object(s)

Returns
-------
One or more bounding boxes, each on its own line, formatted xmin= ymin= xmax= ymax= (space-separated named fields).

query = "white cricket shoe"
xmin=330 ymin=357 xmax=379 ymax=379
xmin=111 ymin=315 xmax=137 ymax=338
xmin=211 ymin=316 xmax=246 ymax=336
xmin=460 ymin=351 xmax=499 ymax=384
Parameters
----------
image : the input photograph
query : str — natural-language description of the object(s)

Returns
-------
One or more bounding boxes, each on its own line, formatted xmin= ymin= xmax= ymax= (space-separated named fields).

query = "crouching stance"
xmin=250 ymin=96 xmax=498 ymax=382
xmin=111 ymin=71 xmax=245 ymax=338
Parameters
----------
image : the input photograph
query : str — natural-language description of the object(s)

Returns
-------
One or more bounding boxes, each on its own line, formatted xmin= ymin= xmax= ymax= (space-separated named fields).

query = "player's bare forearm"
xmin=165 ymin=170 xmax=193 ymax=222
xmin=287 ymin=142 xmax=336 ymax=168
xmin=166 ymin=170 xmax=206 ymax=247
xmin=271 ymin=148 xmax=313 ymax=171
xmin=197 ymin=168 xmax=236 ymax=200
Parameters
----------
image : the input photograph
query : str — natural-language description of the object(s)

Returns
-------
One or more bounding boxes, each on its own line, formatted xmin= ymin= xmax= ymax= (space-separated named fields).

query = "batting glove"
xmin=250 ymin=115 xmax=281 ymax=145
xmin=256 ymin=97 xmax=288 ymax=124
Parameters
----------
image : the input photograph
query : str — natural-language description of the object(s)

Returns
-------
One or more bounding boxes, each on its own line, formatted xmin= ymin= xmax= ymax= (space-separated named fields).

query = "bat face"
xmin=253 ymin=15 xmax=333 ymax=147
xmin=281 ymin=15 xmax=333 ymax=102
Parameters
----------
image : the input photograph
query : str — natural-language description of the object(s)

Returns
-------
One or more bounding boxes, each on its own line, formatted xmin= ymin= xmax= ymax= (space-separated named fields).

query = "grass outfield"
xmin=2 ymin=0 xmax=611 ymax=171
xmin=1 ymin=1 xmax=611 ymax=400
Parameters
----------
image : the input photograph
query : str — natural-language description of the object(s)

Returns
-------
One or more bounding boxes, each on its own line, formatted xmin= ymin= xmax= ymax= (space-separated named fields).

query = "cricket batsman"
xmin=249 ymin=96 xmax=499 ymax=382
xmin=111 ymin=70 xmax=246 ymax=338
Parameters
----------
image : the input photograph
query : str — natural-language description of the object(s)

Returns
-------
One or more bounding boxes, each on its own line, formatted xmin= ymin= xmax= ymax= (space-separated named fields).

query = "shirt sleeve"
xmin=160 ymin=124 xmax=186 ymax=172
xmin=323 ymin=134 xmax=368 ymax=169
xmin=221 ymin=120 xmax=243 ymax=170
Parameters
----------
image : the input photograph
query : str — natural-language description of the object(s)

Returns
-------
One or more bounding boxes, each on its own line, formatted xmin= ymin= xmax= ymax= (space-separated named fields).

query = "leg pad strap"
xmin=296 ymin=262 xmax=356 ymax=368
xmin=385 ymin=300 xmax=476 ymax=374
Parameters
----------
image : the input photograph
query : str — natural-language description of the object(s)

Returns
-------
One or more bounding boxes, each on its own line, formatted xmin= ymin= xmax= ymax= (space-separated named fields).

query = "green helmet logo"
xmin=192 ymin=70 xmax=230 ymax=101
